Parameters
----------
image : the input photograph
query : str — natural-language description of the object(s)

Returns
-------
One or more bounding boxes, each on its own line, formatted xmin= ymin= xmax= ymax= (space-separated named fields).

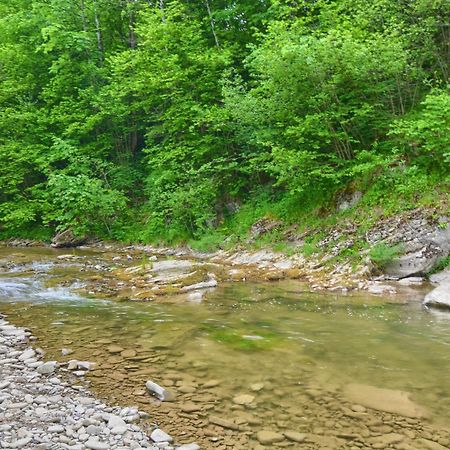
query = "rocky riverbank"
xmin=4 ymin=207 xmax=449 ymax=300
xmin=0 ymin=313 xmax=199 ymax=450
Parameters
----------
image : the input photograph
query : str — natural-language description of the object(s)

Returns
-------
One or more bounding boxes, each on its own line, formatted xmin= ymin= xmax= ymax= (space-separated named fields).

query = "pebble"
xmin=151 ymin=429 xmax=173 ymax=443
xmin=256 ymin=430 xmax=285 ymax=445
xmin=85 ymin=439 xmax=110 ymax=450
xmin=36 ymin=361 xmax=58 ymax=374
xmin=284 ymin=431 xmax=306 ymax=442
xmin=233 ymin=394 xmax=255 ymax=405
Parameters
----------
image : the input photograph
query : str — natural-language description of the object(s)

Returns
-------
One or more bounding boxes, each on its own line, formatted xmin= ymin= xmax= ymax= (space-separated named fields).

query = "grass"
xmin=369 ymin=243 xmax=403 ymax=269
xmin=428 ymin=255 xmax=450 ymax=275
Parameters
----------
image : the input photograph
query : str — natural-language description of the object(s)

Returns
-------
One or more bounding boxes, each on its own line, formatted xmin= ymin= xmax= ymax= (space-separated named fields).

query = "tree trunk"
xmin=204 ymin=0 xmax=219 ymax=47
xmin=93 ymin=0 xmax=104 ymax=61
xmin=80 ymin=0 xmax=87 ymax=31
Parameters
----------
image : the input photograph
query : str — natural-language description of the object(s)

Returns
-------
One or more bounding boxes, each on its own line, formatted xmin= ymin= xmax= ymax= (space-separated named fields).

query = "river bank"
xmin=3 ymin=206 xmax=449 ymax=302
xmin=0 ymin=238 xmax=440 ymax=304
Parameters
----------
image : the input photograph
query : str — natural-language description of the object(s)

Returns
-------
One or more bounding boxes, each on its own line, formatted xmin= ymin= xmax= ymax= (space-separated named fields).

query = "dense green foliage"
xmin=0 ymin=0 xmax=448 ymax=242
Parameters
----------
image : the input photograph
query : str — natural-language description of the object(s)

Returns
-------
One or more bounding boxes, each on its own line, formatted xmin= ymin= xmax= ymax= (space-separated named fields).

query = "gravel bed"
xmin=0 ymin=314 xmax=199 ymax=450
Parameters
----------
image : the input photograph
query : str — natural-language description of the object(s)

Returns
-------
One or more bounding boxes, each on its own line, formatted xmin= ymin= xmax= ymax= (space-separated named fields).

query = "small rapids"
xmin=0 ymin=277 xmax=88 ymax=304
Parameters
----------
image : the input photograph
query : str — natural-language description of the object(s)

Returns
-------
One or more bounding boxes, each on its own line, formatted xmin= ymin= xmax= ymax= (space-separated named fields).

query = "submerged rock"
xmin=284 ymin=431 xmax=306 ymax=443
xmin=343 ymin=383 xmax=428 ymax=418
xmin=233 ymin=394 xmax=255 ymax=405
xmin=145 ymin=380 xmax=176 ymax=401
xmin=256 ymin=430 xmax=284 ymax=445
xmin=209 ymin=416 xmax=241 ymax=430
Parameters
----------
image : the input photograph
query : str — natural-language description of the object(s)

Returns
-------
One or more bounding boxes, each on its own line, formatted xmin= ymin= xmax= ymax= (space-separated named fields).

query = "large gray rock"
xmin=384 ymin=246 xmax=441 ymax=278
xmin=384 ymin=224 xmax=450 ymax=278
xmin=423 ymin=283 xmax=450 ymax=309
xmin=51 ymin=229 xmax=87 ymax=248
xmin=429 ymin=268 xmax=450 ymax=284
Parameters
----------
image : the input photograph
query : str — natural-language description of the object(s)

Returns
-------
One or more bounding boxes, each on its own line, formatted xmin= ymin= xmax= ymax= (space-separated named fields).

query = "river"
xmin=1 ymin=246 xmax=449 ymax=449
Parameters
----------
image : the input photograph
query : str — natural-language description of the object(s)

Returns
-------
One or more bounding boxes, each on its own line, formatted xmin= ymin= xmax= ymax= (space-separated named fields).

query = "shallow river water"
xmin=1 ymin=247 xmax=450 ymax=449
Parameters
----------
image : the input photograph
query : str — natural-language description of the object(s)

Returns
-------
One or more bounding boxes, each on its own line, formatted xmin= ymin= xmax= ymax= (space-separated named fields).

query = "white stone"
xmin=37 ymin=361 xmax=58 ymax=374
xmin=108 ymin=414 xmax=127 ymax=429
xmin=151 ymin=429 xmax=173 ymax=443
xmin=86 ymin=439 xmax=110 ymax=450
xmin=18 ymin=348 xmax=35 ymax=361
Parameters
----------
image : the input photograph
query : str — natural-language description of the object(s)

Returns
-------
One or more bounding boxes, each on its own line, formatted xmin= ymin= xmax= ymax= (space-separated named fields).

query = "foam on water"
xmin=0 ymin=277 xmax=91 ymax=304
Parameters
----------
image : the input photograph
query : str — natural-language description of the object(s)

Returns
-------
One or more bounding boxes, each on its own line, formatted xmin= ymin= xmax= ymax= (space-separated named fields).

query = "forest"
xmin=0 ymin=0 xmax=449 ymax=247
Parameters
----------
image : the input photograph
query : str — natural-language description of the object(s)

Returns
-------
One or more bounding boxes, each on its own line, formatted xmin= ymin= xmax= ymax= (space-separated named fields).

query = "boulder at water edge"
xmin=423 ymin=283 xmax=450 ymax=309
xmin=51 ymin=229 xmax=87 ymax=248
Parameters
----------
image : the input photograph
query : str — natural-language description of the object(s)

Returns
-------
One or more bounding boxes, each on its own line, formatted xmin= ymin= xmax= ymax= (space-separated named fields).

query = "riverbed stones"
xmin=0 ymin=316 xmax=164 ymax=450
xmin=233 ymin=394 xmax=255 ymax=405
xmin=284 ymin=431 xmax=306 ymax=443
xmin=343 ymin=383 xmax=427 ymax=418
xmin=256 ymin=430 xmax=284 ymax=445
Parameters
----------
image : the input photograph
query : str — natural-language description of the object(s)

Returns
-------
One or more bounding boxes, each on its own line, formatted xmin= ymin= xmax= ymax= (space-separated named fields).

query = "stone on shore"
xmin=36 ymin=361 xmax=58 ymax=374
xmin=151 ymin=428 xmax=173 ymax=443
xmin=51 ymin=229 xmax=87 ymax=248
xmin=423 ymin=283 xmax=450 ymax=309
